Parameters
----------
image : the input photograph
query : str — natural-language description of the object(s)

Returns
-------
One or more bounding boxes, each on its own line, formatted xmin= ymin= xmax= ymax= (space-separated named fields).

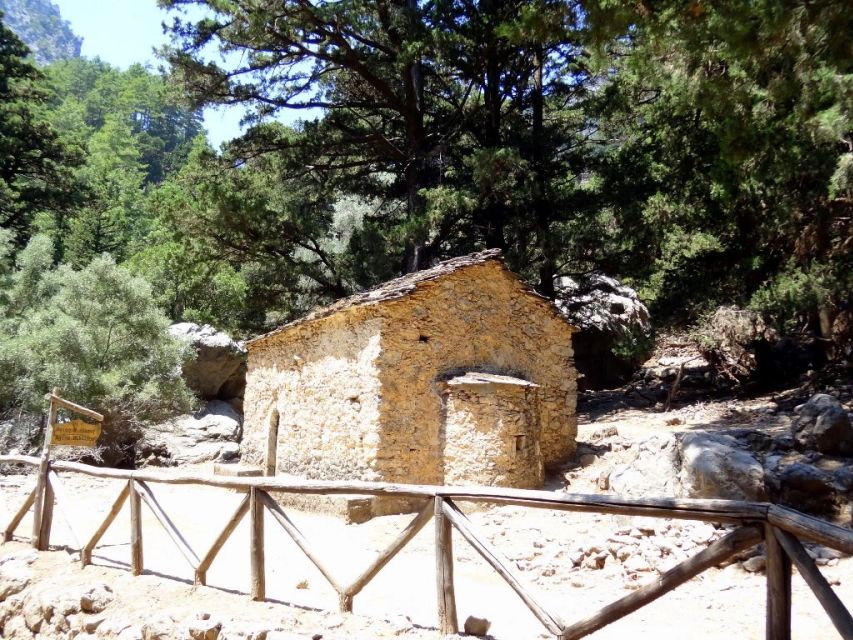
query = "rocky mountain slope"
xmin=0 ymin=0 xmax=81 ymax=64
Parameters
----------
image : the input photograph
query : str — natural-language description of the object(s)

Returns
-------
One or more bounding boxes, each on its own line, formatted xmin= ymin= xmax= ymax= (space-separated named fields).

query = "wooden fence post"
xmin=765 ymin=524 xmax=791 ymax=640
xmin=129 ymin=480 xmax=143 ymax=576
xmin=774 ymin=528 xmax=853 ymax=638
xmin=434 ymin=497 xmax=458 ymax=634
xmin=36 ymin=466 xmax=55 ymax=551
xmin=442 ymin=499 xmax=564 ymax=636
xmin=250 ymin=487 xmax=265 ymax=601
xmin=31 ymin=391 xmax=58 ymax=549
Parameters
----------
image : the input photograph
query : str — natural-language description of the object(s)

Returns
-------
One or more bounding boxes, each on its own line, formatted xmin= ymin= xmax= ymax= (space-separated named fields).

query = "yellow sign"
xmin=51 ymin=419 xmax=102 ymax=447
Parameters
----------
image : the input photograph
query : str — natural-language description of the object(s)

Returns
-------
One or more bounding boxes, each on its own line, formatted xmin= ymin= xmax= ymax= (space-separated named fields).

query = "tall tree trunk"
xmin=402 ymin=0 xmax=431 ymax=273
xmin=476 ymin=22 xmax=507 ymax=251
xmin=532 ymin=45 xmax=556 ymax=298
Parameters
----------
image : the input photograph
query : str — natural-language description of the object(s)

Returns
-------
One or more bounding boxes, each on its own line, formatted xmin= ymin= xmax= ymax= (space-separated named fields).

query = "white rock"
xmin=0 ymin=594 xmax=24 ymax=628
xmin=623 ymin=555 xmax=653 ymax=573
xmin=679 ymin=432 xmax=766 ymax=501
xmin=187 ymin=618 xmax=222 ymax=640
xmin=3 ymin=614 xmax=35 ymax=639
xmin=117 ymin=624 xmax=144 ymax=640
xmin=689 ymin=523 xmax=717 ymax=546
xmin=582 ymin=552 xmax=608 ymax=570
xmin=0 ymin=565 xmax=32 ymax=601
xmin=742 ymin=555 xmax=766 ymax=573
xmin=142 ymin=615 xmax=176 ymax=639
xmin=141 ymin=400 xmax=242 ymax=465
xmin=83 ymin=615 xmax=106 ymax=634
xmin=21 ymin=589 xmax=44 ymax=632
xmin=80 ymin=583 xmax=113 ymax=614
xmin=168 ymin=323 xmax=246 ymax=400
xmin=609 ymin=435 xmax=682 ymax=498
xmin=616 ymin=547 xmax=633 ymax=562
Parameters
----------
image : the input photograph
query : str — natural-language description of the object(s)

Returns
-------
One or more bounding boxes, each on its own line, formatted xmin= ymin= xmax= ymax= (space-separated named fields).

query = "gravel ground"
xmin=0 ymin=390 xmax=851 ymax=639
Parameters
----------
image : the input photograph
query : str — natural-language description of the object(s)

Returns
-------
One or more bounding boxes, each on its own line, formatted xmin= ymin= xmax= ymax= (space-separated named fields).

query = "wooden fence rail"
xmin=1 ymin=453 xmax=851 ymax=639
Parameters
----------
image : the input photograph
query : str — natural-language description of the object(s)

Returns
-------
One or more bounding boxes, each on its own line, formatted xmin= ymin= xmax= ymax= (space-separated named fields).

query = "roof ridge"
xmin=248 ymin=249 xmax=505 ymax=346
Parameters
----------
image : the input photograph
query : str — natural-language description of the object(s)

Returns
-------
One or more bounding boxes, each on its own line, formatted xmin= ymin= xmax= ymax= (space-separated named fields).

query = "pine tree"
xmin=0 ymin=14 xmax=79 ymax=244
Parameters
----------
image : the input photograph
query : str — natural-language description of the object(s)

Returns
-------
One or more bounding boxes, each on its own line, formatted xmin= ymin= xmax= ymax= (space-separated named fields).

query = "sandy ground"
xmin=1 ymin=392 xmax=851 ymax=639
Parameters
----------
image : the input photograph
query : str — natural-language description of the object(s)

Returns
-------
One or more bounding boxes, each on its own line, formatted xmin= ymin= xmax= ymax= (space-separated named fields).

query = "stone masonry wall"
xmin=242 ymin=309 xmax=383 ymax=481
xmin=374 ymin=261 xmax=577 ymax=492
xmin=441 ymin=376 xmax=544 ymax=488
xmin=243 ymin=259 xmax=577 ymax=512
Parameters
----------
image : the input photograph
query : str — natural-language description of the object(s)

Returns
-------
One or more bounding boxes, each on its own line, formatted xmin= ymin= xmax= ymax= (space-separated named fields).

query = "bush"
xmin=0 ymin=236 xmax=193 ymax=438
xmin=748 ymin=261 xmax=838 ymax=333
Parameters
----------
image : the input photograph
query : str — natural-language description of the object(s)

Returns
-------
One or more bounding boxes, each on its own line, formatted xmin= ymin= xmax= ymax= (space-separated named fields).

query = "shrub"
xmin=0 ymin=236 xmax=193 ymax=436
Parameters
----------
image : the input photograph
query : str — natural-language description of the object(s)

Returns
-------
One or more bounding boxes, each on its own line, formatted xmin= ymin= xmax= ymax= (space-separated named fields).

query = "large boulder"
xmin=774 ymin=462 xmax=838 ymax=515
xmin=608 ymin=434 xmax=682 ymax=498
xmin=678 ymin=432 xmax=766 ymax=501
xmin=608 ymin=431 xmax=766 ymax=502
xmin=763 ymin=451 xmax=853 ymax=517
xmin=138 ymin=400 xmax=242 ymax=466
xmin=554 ymin=274 xmax=653 ymax=389
xmin=791 ymin=394 xmax=853 ymax=455
xmin=606 ymin=421 xmax=852 ymax=517
xmin=168 ymin=323 xmax=246 ymax=404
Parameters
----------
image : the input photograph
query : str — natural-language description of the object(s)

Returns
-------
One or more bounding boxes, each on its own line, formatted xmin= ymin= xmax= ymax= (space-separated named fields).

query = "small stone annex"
xmin=241 ymin=249 xmax=578 ymax=518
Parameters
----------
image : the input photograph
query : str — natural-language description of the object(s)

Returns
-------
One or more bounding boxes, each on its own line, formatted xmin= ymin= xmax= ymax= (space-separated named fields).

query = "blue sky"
xmin=53 ymin=0 xmax=247 ymax=148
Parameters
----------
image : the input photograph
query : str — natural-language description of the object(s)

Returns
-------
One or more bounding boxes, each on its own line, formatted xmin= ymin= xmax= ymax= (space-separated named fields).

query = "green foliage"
xmin=0 ymin=235 xmax=193 ymax=424
xmin=48 ymin=60 xmax=203 ymax=185
xmin=749 ymin=261 xmax=851 ymax=333
xmin=0 ymin=15 xmax=80 ymax=245
xmin=160 ymin=0 xmax=600 ymax=280
xmin=829 ymin=153 xmax=853 ymax=199
xmin=587 ymin=0 xmax=852 ymax=326
xmin=26 ymin=59 xmax=206 ymax=262
xmin=153 ymin=0 xmax=850 ymax=343
xmin=125 ymin=227 xmax=249 ymax=335
xmin=1 ymin=0 xmax=850 ymax=371
xmin=610 ymin=326 xmax=656 ymax=364
xmin=129 ymin=133 xmax=391 ymax=333
xmin=63 ymin=117 xmax=147 ymax=265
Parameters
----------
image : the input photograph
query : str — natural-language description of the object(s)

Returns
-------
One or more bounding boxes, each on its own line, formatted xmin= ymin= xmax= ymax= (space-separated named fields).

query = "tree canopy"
xmin=1 ymin=0 xmax=850 ymax=372
xmin=158 ymin=0 xmax=850 ymax=328
xmin=0 ymin=15 xmax=80 ymax=245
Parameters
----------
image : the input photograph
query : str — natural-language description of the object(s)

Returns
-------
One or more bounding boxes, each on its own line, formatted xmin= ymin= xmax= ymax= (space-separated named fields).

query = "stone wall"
xmin=374 ymin=261 xmax=577 ymax=493
xmin=441 ymin=373 xmax=544 ymax=488
xmin=242 ymin=309 xmax=384 ymax=481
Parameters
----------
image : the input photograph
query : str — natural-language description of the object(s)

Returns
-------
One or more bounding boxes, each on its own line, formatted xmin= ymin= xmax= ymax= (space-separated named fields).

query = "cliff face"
xmin=0 ymin=0 xmax=81 ymax=65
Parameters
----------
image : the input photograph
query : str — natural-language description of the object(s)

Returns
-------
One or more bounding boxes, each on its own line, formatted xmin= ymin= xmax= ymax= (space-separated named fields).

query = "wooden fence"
xmin=1 ymin=454 xmax=851 ymax=639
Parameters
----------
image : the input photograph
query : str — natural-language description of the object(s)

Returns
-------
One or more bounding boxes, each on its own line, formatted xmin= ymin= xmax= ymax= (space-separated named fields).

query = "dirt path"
xmin=1 ymin=393 xmax=851 ymax=639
